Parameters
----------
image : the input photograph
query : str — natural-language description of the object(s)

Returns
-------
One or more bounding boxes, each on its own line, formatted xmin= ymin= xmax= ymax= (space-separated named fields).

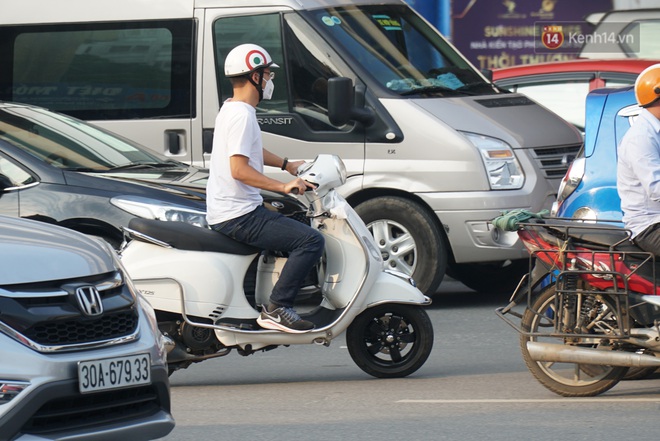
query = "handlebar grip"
xmin=291 ymin=188 xmax=300 ymax=195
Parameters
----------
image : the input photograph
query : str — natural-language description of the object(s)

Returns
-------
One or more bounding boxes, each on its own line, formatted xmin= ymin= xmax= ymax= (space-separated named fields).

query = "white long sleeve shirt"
xmin=617 ymin=108 xmax=660 ymax=238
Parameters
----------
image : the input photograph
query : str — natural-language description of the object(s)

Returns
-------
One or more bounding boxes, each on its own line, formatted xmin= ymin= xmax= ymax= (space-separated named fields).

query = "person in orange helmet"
xmin=617 ymin=63 xmax=660 ymax=255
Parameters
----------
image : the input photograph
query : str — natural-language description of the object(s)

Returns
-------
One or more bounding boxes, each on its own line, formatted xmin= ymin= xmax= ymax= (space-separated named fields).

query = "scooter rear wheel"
xmin=346 ymin=304 xmax=433 ymax=378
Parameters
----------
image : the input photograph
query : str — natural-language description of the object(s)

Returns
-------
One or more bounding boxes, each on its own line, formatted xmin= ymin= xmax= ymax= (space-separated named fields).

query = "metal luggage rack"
xmin=496 ymin=218 xmax=657 ymax=340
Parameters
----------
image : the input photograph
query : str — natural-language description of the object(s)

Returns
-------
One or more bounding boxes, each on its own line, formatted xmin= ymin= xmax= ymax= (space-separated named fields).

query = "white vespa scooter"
xmin=120 ymin=155 xmax=433 ymax=378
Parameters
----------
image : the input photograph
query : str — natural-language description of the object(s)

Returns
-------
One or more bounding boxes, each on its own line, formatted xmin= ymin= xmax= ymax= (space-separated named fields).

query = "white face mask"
xmin=262 ymin=78 xmax=274 ymax=100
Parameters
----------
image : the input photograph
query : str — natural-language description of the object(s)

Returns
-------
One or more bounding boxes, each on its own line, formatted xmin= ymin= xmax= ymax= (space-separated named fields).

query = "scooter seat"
xmin=127 ymin=218 xmax=261 ymax=255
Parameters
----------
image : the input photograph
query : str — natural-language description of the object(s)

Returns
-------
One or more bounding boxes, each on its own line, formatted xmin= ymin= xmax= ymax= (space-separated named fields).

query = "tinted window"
xmin=213 ymin=14 xmax=287 ymax=113
xmin=0 ymin=154 xmax=35 ymax=187
xmin=0 ymin=20 xmax=194 ymax=120
xmin=213 ymin=13 xmax=348 ymax=132
xmin=0 ymin=106 xmax=170 ymax=170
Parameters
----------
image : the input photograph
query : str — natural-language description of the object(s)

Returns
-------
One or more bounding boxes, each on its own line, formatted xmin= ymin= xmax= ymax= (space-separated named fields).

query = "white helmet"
xmin=224 ymin=43 xmax=279 ymax=77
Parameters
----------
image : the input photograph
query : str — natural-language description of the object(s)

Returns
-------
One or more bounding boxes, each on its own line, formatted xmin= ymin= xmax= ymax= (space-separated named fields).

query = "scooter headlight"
xmin=299 ymin=155 xmax=347 ymax=195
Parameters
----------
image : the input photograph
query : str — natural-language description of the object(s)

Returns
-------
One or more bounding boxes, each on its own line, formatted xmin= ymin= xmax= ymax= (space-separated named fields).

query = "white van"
xmin=0 ymin=0 xmax=582 ymax=295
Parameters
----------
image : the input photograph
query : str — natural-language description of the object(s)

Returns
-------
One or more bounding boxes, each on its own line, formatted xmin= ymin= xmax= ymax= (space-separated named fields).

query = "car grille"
xmin=22 ymin=385 xmax=163 ymax=436
xmin=23 ymin=310 xmax=138 ymax=346
xmin=529 ymin=143 xmax=582 ymax=182
xmin=0 ymin=271 xmax=139 ymax=350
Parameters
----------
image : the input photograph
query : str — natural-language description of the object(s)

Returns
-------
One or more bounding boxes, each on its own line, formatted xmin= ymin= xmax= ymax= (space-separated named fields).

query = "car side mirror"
xmin=0 ymin=174 xmax=13 ymax=191
xmin=328 ymin=77 xmax=375 ymax=127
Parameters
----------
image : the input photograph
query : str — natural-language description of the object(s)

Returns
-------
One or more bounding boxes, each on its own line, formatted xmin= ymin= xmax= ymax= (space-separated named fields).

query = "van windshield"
xmin=303 ymin=5 xmax=498 ymax=97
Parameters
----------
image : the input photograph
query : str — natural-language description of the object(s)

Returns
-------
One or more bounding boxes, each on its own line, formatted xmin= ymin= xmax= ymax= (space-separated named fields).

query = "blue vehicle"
xmin=553 ymin=86 xmax=641 ymax=223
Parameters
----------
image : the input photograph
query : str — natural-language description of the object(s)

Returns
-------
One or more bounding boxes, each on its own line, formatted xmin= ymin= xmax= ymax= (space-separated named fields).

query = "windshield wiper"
xmin=106 ymin=162 xmax=178 ymax=172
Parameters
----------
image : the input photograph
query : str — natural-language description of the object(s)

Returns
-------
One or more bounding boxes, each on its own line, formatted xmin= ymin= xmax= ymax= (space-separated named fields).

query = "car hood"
xmin=102 ymin=172 xmax=208 ymax=203
xmin=411 ymin=94 xmax=583 ymax=148
xmin=65 ymin=165 xmax=210 ymax=206
xmin=0 ymin=216 xmax=116 ymax=285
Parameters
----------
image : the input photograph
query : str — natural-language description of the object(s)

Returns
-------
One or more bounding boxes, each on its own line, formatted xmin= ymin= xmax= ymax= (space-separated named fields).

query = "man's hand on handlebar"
xmin=284 ymin=177 xmax=316 ymax=195
xmin=284 ymin=159 xmax=306 ymax=176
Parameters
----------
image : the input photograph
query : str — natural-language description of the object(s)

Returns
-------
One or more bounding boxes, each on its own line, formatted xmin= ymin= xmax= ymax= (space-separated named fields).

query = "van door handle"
xmin=203 ymin=129 xmax=214 ymax=154
xmin=165 ymin=130 xmax=181 ymax=155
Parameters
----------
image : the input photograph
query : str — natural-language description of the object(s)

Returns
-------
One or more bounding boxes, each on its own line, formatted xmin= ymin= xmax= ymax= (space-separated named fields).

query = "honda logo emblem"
xmin=75 ymin=286 xmax=104 ymax=316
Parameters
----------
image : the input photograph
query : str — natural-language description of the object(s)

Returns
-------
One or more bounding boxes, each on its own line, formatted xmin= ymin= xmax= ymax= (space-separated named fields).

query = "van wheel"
xmin=355 ymin=196 xmax=446 ymax=295
xmin=448 ymin=259 xmax=527 ymax=294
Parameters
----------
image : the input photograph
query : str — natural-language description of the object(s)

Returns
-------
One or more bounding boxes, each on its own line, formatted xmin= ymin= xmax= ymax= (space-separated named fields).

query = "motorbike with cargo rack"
xmin=495 ymin=210 xmax=660 ymax=397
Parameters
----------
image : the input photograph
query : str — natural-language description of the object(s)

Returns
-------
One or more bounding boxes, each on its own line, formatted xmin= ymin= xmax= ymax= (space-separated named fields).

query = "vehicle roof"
xmin=6 ymin=0 xmax=402 ymax=24
xmin=589 ymin=85 xmax=634 ymax=98
xmin=492 ymin=59 xmax=659 ymax=81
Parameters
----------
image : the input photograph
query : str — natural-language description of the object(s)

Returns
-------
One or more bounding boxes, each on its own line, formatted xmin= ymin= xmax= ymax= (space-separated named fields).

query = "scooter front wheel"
xmin=346 ymin=304 xmax=433 ymax=378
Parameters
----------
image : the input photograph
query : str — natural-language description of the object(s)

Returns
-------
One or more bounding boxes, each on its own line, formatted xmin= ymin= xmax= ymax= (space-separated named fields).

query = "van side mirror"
xmin=328 ymin=77 xmax=375 ymax=127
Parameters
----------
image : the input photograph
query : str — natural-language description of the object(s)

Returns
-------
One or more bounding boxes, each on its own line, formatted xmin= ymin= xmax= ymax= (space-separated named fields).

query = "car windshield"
xmin=0 ymin=105 xmax=177 ymax=171
xmin=304 ymin=5 xmax=498 ymax=96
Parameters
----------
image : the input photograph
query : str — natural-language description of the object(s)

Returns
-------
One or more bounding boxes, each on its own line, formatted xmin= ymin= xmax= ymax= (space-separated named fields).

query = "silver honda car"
xmin=0 ymin=215 xmax=174 ymax=440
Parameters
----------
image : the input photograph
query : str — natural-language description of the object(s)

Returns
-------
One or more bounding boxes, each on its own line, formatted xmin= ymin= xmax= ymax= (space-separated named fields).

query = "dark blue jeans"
xmin=211 ymin=205 xmax=324 ymax=308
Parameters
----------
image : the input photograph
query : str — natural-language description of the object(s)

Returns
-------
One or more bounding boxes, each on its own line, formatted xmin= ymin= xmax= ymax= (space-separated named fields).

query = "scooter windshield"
xmin=303 ymin=4 xmax=499 ymax=97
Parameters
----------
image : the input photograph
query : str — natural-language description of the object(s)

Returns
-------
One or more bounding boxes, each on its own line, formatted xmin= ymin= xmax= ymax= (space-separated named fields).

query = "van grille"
xmin=0 ymin=271 xmax=139 ymax=351
xmin=529 ymin=144 xmax=582 ymax=181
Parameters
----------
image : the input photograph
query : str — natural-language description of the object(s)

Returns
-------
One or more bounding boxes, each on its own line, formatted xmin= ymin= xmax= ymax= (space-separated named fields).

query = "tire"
xmin=520 ymin=284 xmax=628 ymax=397
xmin=355 ymin=197 xmax=447 ymax=295
xmin=623 ymin=348 xmax=658 ymax=380
xmin=346 ymin=304 xmax=433 ymax=378
xmin=623 ymin=366 xmax=657 ymax=380
xmin=448 ymin=259 xmax=528 ymax=294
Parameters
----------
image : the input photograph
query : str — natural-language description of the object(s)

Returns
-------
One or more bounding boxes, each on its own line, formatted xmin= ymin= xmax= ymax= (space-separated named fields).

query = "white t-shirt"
xmin=206 ymin=101 xmax=264 ymax=225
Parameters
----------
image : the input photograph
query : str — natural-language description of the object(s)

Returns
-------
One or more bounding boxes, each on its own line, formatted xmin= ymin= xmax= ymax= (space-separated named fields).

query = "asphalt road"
xmin=159 ymin=280 xmax=660 ymax=440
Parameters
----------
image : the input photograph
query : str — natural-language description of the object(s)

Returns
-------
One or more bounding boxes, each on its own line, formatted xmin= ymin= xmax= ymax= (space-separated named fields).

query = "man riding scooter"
xmin=206 ymin=43 xmax=324 ymax=333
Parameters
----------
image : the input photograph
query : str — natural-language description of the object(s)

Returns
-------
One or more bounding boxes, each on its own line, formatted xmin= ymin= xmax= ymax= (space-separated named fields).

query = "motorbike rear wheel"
xmin=346 ymin=304 xmax=433 ymax=378
xmin=520 ymin=284 xmax=628 ymax=397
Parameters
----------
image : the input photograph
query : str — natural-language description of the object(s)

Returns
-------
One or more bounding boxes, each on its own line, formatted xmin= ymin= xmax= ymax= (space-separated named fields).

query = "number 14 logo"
xmin=541 ymin=25 xmax=564 ymax=50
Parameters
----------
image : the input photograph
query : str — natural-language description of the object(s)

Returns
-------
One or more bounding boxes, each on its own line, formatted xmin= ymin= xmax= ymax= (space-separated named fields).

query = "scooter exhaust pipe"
xmin=526 ymin=341 xmax=660 ymax=368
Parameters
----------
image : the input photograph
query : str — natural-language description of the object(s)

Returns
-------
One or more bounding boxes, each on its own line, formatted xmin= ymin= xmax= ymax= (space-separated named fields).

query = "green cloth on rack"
xmin=491 ymin=209 xmax=549 ymax=231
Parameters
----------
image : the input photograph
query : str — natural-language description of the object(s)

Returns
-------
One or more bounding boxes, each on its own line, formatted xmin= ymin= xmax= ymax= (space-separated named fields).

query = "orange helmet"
xmin=635 ymin=63 xmax=660 ymax=108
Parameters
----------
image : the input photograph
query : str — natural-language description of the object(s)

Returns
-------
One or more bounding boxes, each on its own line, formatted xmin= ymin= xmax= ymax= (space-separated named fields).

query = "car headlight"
xmin=111 ymin=195 xmax=208 ymax=227
xmin=460 ymin=132 xmax=524 ymax=190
